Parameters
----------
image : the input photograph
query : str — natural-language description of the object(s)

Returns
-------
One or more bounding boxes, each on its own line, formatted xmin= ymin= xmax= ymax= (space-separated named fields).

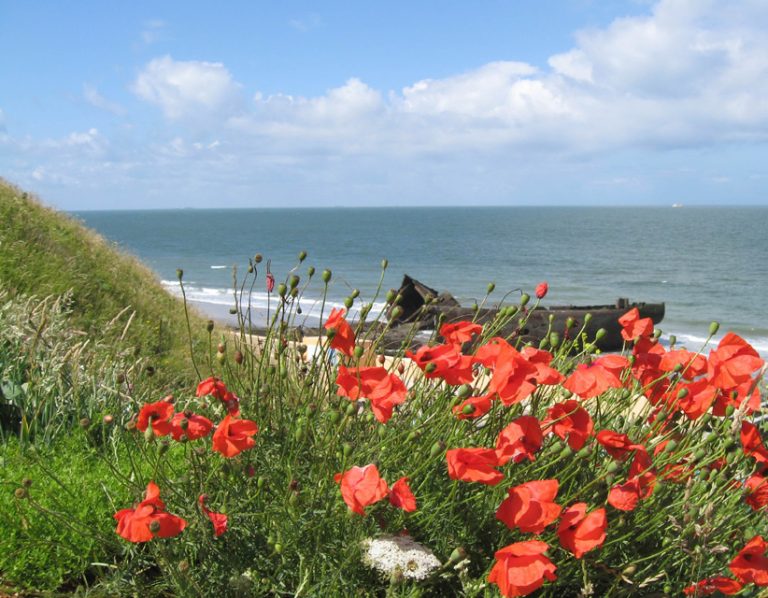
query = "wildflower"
xmin=198 ymin=494 xmax=227 ymax=537
xmin=659 ymin=349 xmax=707 ymax=378
xmin=495 ymin=416 xmax=543 ymax=465
xmin=388 ymin=477 xmax=417 ymax=512
xmin=169 ymin=412 xmax=213 ymax=442
xmin=114 ymin=481 xmax=186 ymax=543
xmin=446 ymin=448 xmax=503 ymax=485
xmin=485 ymin=352 xmax=538 ymax=406
xmin=324 ymin=308 xmax=356 ymax=356
xmin=563 ymin=355 xmax=629 ymax=399
xmin=520 ymin=346 xmax=564 ymax=385
xmin=707 ymin=332 xmax=764 ymax=391
xmin=488 ymin=540 xmax=557 ymax=597
xmin=136 ymin=398 xmax=175 ymax=437
xmin=596 ymin=430 xmax=643 ymax=461
xmin=496 ymin=480 xmax=562 ymax=534
xmin=713 ymin=379 xmax=762 ymax=416
xmin=618 ymin=307 xmax=654 ymax=342
xmin=334 ymin=464 xmax=389 ymax=515
xmin=745 ymin=474 xmax=768 ymax=511
xmin=543 ymin=400 xmax=593 ymax=450
xmin=674 ymin=379 xmax=718 ymax=421
xmin=452 ymin=395 xmax=493 ymax=420
xmin=558 ymin=503 xmax=607 ymax=558
xmin=440 ymin=320 xmax=482 ymax=346
xmin=196 ymin=377 xmax=228 ymax=401
xmin=535 ymin=282 xmax=548 ymax=299
xmin=362 ymin=534 xmax=441 ymax=581
xmin=607 ymin=478 xmax=642 ymax=512
xmin=211 ymin=415 xmax=258 ymax=458
xmin=407 ymin=343 xmax=474 ymax=386
xmin=683 ymin=577 xmax=743 ymax=596
xmin=741 ymin=421 xmax=768 ymax=464
xmin=730 ymin=535 xmax=768 ymax=586
xmin=335 ymin=366 xmax=407 ymax=424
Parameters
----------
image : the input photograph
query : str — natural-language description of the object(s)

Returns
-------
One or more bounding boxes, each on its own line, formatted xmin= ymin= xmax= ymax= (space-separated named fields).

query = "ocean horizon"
xmin=75 ymin=206 xmax=768 ymax=356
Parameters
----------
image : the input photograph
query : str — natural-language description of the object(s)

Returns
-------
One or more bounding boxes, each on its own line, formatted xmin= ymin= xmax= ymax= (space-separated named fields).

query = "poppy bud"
xmin=429 ymin=440 xmax=445 ymax=458
xmin=307 ymin=266 xmax=315 ymax=278
xmin=298 ymin=250 xmax=307 ymax=262
xmin=377 ymin=354 xmax=386 ymax=365
xmin=606 ymin=461 xmax=620 ymax=474
xmin=559 ymin=445 xmax=573 ymax=459
xmin=576 ymin=446 xmax=591 ymax=459
xmin=725 ymin=404 xmax=735 ymax=417
xmin=425 ymin=362 xmax=437 ymax=374
xmin=595 ymin=328 xmax=606 ymax=340
xmin=342 ymin=442 xmax=353 ymax=457
xmin=273 ymin=543 xmax=283 ymax=554
xmin=247 ymin=264 xmax=254 ymax=273
xmin=390 ymin=306 xmax=403 ymax=320
xmin=235 ymin=350 xmax=244 ymax=365
xmin=664 ymin=439 xmax=678 ymax=453
xmin=216 ymin=352 xmax=226 ymax=364
xmin=381 ymin=258 xmax=388 ymax=270
xmin=322 ymin=269 xmax=332 ymax=283
xmin=289 ymin=274 xmax=300 ymax=289
xmin=116 ymin=373 xmax=125 ymax=384
xmin=622 ymin=565 xmax=636 ymax=577
xmin=350 ymin=289 xmax=360 ymax=300
xmin=144 ymin=425 xmax=155 ymax=443
xmin=549 ymin=332 xmax=560 ymax=348
xmin=566 ymin=317 xmax=575 ymax=329
xmin=520 ymin=293 xmax=530 ymax=306
xmin=206 ymin=320 xmax=215 ymax=333
xmin=176 ymin=268 xmax=184 ymax=280
xmin=535 ymin=282 xmax=548 ymax=299
xmin=353 ymin=346 xmax=364 ymax=360
xmin=254 ymin=254 xmax=263 ymax=264
xmin=217 ymin=342 xmax=226 ymax=354
xmin=447 ymin=547 xmax=467 ymax=565
xmin=457 ymin=384 xmax=472 ymax=399
xmin=407 ymin=430 xmax=421 ymax=442
xmin=397 ymin=363 xmax=405 ymax=375
xmin=653 ymin=328 xmax=662 ymax=339
xmin=229 ymin=307 xmax=237 ymax=314
xmin=345 ymin=402 xmax=357 ymax=416
xmin=487 ymin=282 xmax=495 ymax=294
xmin=149 ymin=520 xmax=161 ymax=533
xmin=329 ymin=410 xmax=341 ymax=424
xmin=344 ymin=297 xmax=354 ymax=309
xmin=677 ymin=387 xmax=689 ymax=400
xmin=277 ymin=283 xmax=287 ymax=297
xmin=386 ymin=289 xmax=396 ymax=303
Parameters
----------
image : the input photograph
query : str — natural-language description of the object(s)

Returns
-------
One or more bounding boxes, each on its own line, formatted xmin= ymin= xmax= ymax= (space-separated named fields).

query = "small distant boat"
xmin=383 ymin=275 xmax=665 ymax=353
xmin=672 ymin=203 xmax=683 ymax=208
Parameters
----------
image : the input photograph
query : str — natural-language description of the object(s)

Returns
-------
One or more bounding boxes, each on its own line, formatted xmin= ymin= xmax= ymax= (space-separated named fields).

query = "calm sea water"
xmin=75 ymin=207 xmax=768 ymax=356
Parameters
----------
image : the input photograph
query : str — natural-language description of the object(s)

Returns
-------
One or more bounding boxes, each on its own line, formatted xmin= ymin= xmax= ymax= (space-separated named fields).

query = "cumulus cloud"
xmin=132 ymin=55 xmax=244 ymax=120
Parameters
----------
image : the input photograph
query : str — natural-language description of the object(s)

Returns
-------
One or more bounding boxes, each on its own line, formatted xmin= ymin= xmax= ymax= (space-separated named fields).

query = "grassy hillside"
xmin=0 ymin=178 xmax=206 ymax=385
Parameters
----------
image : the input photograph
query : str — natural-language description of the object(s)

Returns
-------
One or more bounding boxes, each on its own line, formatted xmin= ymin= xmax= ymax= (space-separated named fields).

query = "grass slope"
xmin=0 ymin=178 xmax=206 ymax=385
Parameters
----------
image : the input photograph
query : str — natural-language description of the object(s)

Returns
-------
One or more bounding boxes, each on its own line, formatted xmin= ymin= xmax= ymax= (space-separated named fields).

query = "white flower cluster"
xmin=362 ymin=534 xmax=442 ymax=581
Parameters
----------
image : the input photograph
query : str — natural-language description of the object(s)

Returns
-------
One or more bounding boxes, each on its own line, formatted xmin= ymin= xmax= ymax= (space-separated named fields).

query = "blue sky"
xmin=1 ymin=0 xmax=766 ymax=209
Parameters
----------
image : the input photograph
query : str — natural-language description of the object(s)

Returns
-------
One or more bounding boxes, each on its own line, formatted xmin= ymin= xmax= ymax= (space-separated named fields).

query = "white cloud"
xmin=83 ymin=84 xmax=126 ymax=116
xmin=132 ymin=55 xmax=243 ymax=120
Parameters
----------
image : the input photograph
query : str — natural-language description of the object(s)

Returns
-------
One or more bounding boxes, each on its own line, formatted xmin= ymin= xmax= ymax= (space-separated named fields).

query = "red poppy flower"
xmin=198 ymin=494 xmax=227 ymax=537
xmin=730 ymin=535 xmax=768 ymax=586
xmin=488 ymin=540 xmax=557 ymax=597
xmin=335 ymin=366 xmax=407 ymax=424
xmin=114 ymin=481 xmax=187 ymax=543
xmin=452 ymin=395 xmax=493 ymax=420
xmin=745 ymin=474 xmax=768 ymax=511
xmin=543 ymin=400 xmax=593 ymax=450
xmin=136 ymin=398 xmax=175 ymax=437
xmin=741 ymin=421 xmax=768 ymax=464
xmin=212 ymin=415 xmax=259 ymax=458
xmin=713 ymin=379 xmax=762 ymax=416
xmin=558 ymin=503 xmax=607 ymax=558
xmin=496 ymin=479 xmax=562 ymax=534
xmin=563 ymin=355 xmax=629 ymax=399
xmin=520 ymin=347 xmax=564 ymax=385
xmin=266 ymin=271 xmax=275 ymax=293
xmin=683 ymin=577 xmax=743 ymax=596
xmin=628 ymin=448 xmax=656 ymax=499
xmin=196 ymin=377 xmax=228 ymax=401
xmin=596 ymin=430 xmax=643 ymax=460
xmin=674 ymin=379 xmax=718 ymax=421
xmin=607 ymin=478 xmax=642 ymax=512
xmin=659 ymin=349 xmax=707 ymax=379
xmin=334 ymin=464 xmax=389 ymax=515
xmin=618 ymin=307 xmax=654 ymax=342
xmin=388 ymin=477 xmax=417 ymax=512
xmin=708 ymin=332 xmax=764 ymax=391
xmin=324 ymin=308 xmax=356 ymax=357
xmin=440 ymin=320 xmax=483 ymax=346
xmin=407 ymin=343 xmax=474 ymax=385
xmin=446 ymin=448 xmax=503 ymax=485
xmin=169 ymin=412 xmax=213 ymax=441
xmin=535 ymin=282 xmax=548 ymax=299
xmin=473 ymin=337 xmax=511 ymax=369
xmin=495 ymin=416 xmax=543 ymax=465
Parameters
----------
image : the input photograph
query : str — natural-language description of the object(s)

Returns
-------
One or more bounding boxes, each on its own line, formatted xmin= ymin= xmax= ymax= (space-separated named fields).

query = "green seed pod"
xmin=288 ymin=493 xmax=299 ymax=508
xmin=725 ymin=404 xmax=736 ymax=417
xmin=559 ymin=445 xmax=573 ymax=459
xmin=176 ymin=268 xmax=184 ymax=280
xmin=606 ymin=461 xmax=620 ymax=474
xmin=538 ymin=338 xmax=549 ymax=350
xmin=520 ymin=293 xmax=530 ymax=306
xmin=425 ymin=362 xmax=437 ymax=374
xmin=595 ymin=328 xmax=607 ymax=340
xmin=257 ymin=476 xmax=266 ymax=490
xmin=407 ymin=430 xmax=421 ymax=442
xmin=566 ymin=317 xmax=575 ymax=329
xmin=307 ymin=266 xmax=315 ymax=278
xmin=429 ymin=441 xmax=445 ymax=458
xmin=378 ymin=426 xmax=386 ymax=439
xmin=144 ymin=425 xmax=155 ymax=443
xmin=390 ymin=306 xmax=403 ymax=320
xmin=381 ymin=258 xmax=389 ymax=270
xmin=342 ymin=442 xmax=353 ymax=457
xmin=274 ymin=543 xmax=283 ymax=554
xmin=394 ymin=294 xmax=403 ymax=305
xmin=254 ymin=254 xmax=263 ymax=264
xmin=549 ymin=332 xmax=560 ymax=348
xmin=344 ymin=297 xmax=354 ymax=309
xmin=289 ymin=274 xmax=300 ymax=289
xmin=677 ymin=387 xmax=689 ymax=400
xmin=584 ymin=313 xmax=592 ymax=325
xmin=487 ymin=282 xmax=496 ymax=294
xmin=461 ymin=404 xmax=475 ymax=415
xmin=206 ymin=320 xmax=215 ymax=332
xmin=329 ymin=410 xmax=341 ymax=424
xmin=322 ymin=269 xmax=332 ymax=283
xmin=669 ymin=334 xmax=677 ymax=346
xmin=664 ymin=439 xmax=678 ymax=453
xmin=353 ymin=346 xmax=365 ymax=359
xmin=290 ymin=286 xmax=298 ymax=298
xmin=385 ymin=289 xmax=396 ymax=303
xmin=364 ymin=412 xmax=374 ymax=424
xmin=298 ymin=250 xmax=307 ymax=262
xmin=229 ymin=307 xmax=237 ymax=314
xmin=345 ymin=402 xmax=357 ymax=416
xmin=653 ymin=328 xmax=662 ymax=339
xmin=351 ymin=289 xmax=360 ymax=299
xmin=294 ymin=427 xmax=305 ymax=443
xmin=709 ymin=321 xmax=720 ymax=336
xmin=360 ymin=304 xmax=371 ymax=319
xmin=576 ymin=446 xmax=591 ymax=459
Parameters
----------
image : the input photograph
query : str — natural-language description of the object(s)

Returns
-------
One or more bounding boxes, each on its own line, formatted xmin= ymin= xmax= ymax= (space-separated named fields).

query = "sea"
xmin=74 ymin=207 xmax=768 ymax=357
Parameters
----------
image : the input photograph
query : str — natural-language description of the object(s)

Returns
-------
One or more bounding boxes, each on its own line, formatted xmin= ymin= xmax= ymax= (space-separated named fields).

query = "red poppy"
xmin=543 ymin=400 xmax=593 ymax=450
xmin=335 ymin=366 xmax=407 ymax=424
xmin=473 ymin=337 xmax=511 ymax=369
xmin=495 ymin=416 xmax=543 ymax=466
xmin=745 ymin=474 xmax=768 ymax=511
xmin=266 ymin=271 xmax=275 ymax=293
xmin=488 ymin=540 xmax=557 ymax=597
xmin=607 ymin=477 xmax=642 ymax=512
xmin=628 ymin=448 xmax=656 ymax=499
xmin=324 ymin=308 xmax=356 ymax=356
xmin=618 ymin=307 xmax=654 ymax=342
xmin=713 ymin=379 xmax=762 ymax=416
xmin=169 ymin=412 xmax=213 ymax=441
xmin=212 ymin=415 xmax=259 ymax=458
xmin=563 ymin=355 xmax=629 ymax=399
xmin=136 ymin=398 xmax=175 ymax=437
xmin=388 ymin=477 xmax=417 ymax=512
xmin=440 ymin=320 xmax=483 ymax=346
xmin=114 ymin=481 xmax=187 ymax=543
xmin=535 ymin=282 xmax=548 ymax=299
xmin=730 ymin=535 xmax=768 ymax=586
xmin=496 ymin=480 xmax=562 ymax=534
xmin=596 ymin=430 xmax=643 ymax=460
xmin=674 ymin=379 xmax=718 ymax=421
xmin=741 ymin=421 xmax=768 ymax=464
xmin=486 ymin=358 xmax=538 ymax=406
xmin=452 ymin=395 xmax=493 ymax=420
xmin=446 ymin=448 xmax=503 ymax=485
xmin=683 ymin=577 xmax=743 ymax=596
xmin=659 ymin=349 xmax=707 ymax=379
xmin=653 ymin=440 xmax=694 ymax=483
xmin=407 ymin=343 xmax=474 ymax=385
xmin=198 ymin=494 xmax=227 ymax=537
xmin=196 ymin=377 xmax=228 ymax=401
xmin=520 ymin=347 xmax=564 ymax=385
xmin=558 ymin=503 xmax=607 ymax=558
xmin=334 ymin=464 xmax=389 ymax=515
xmin=708 ymin=332 xmax=764 ymax=391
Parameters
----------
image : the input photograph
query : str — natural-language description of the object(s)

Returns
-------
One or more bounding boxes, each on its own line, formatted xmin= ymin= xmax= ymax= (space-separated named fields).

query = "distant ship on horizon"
xmin=672 ymin=203 xmax=684 ymax=208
